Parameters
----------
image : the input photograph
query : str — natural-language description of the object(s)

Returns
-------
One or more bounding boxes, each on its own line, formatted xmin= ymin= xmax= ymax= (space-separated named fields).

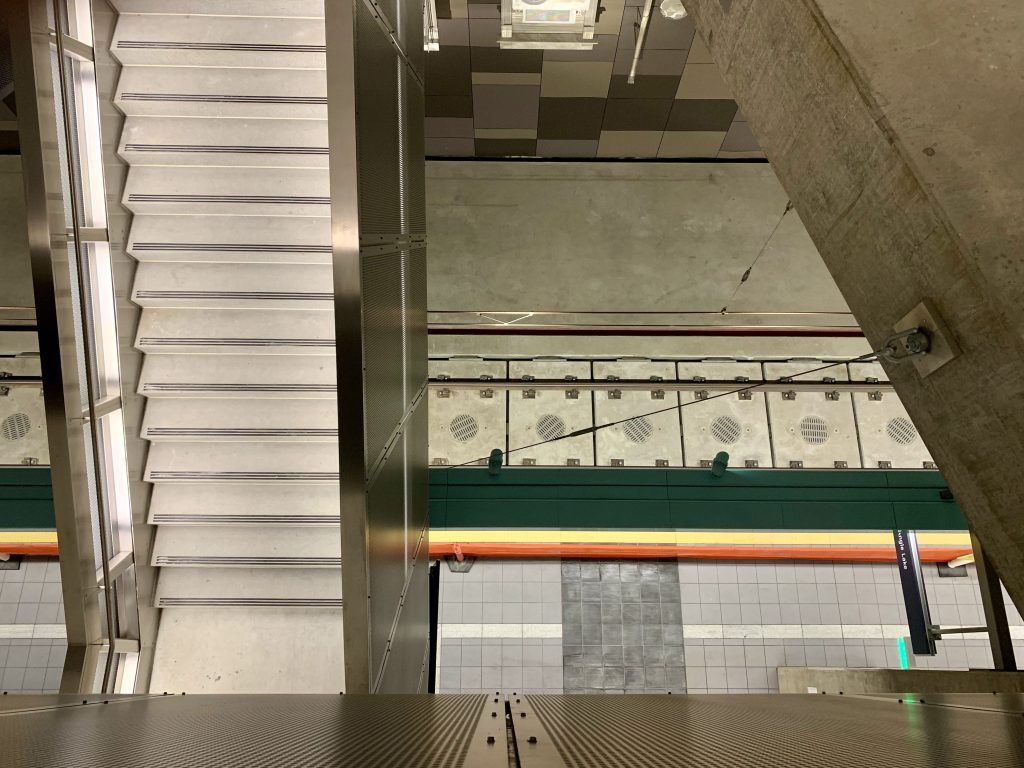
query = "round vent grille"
xmin=710 ymin=415 xmax=743 ymax=445
xmin=886 ymin=416 xmax=917 ymax=445
xmin=622 ymin=417 xmax=654 ymax=444
xmin=799 ymin=415 xmax=830 ymax=446
xmin=536 ymin=414 xmax=567 ymax=441
xmin=449 ymin=414 xmax=479 ymax=443
xmin=1 ymin=413 xmax=31 ymax=441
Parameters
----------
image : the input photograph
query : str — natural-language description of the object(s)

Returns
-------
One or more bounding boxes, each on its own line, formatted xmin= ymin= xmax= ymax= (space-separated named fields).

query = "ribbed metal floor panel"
xmin=2 ymin=694 xmax=1022 ymax=767
xmin=513 ymin=694 xmax=1024 ymax=767
xmin=0 ymin=695 xmax=500 ymax=768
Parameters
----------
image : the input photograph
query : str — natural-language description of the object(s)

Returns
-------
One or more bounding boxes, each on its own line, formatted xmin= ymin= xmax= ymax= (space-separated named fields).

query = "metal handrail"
xmin=51 ymin=0 xmax=117 ymax=694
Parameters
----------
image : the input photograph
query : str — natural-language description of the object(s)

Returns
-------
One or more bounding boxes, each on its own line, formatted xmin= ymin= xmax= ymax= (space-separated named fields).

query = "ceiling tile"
xmin=468 ymin=18 xmax=500 ymax=47
xmin=426 ymin=137 xmax=476 ymax=156
xmin=657 ymin=130 xmax=726 ymax=158
xmin=425 ymin=117 xmax=475 ymax=138
xmin=472 ymin=84 xmax=540 ymax=129
xmin=536 ymin=139 xmax=600 ymax=157
xmin=475 ymin=138 xmax=538 ymax=156
xmin=596 ymin=0 xmax=626 ymax=35
xmin=676 ymin=63 xmax=732 ymax=99
xmin=471 ymin=47 xmax=545 ymax=73
xmin=540 ymin=61 xmax=615 ymax=98
xmin=426 ymin=94 xmax=474 ymax=118
xmin=475 ymin=128 xmax=537 ymax=139
xmin=612 ymin=48 xmax=687 ymax=77
xmin=538 ymin=97 xmax=607 ymax=140
xmin=667 ymin=99 xmax=737 ymax=131
xmin=437 ymin=18 xmax=469 ymax=46
xmin=644 ymin=14 xmax=695 ymax=50
xmin=425 ymin=46 xmax=472 ymax=96
xmin=721 ymin=120 xmax=760 ymax=152
xmin=597 ymin=130 xmax=664 ymax=157
xmin=608 ymin=74 xmax=681 ymax=99
xmin=544 ymin=34 xmax=619 ymax=62
xmin=686 ymin=35 xmax=715 ymax=64
xmin=466 ymin=2 xmax=497 ymax=17
xmin=603 ymin=98 xmax=672 ymax=131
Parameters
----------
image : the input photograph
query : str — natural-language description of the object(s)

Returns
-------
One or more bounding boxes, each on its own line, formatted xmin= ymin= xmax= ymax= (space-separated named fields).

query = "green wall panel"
xmin=0 ymin=468 xmax=55 ymax=529
xmin=429 ymin=467 xmax=968 ymax=532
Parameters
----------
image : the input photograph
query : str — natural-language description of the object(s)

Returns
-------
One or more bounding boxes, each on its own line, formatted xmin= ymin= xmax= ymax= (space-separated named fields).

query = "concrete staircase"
xmin=110 ymin=0 xmax=344 ymax=692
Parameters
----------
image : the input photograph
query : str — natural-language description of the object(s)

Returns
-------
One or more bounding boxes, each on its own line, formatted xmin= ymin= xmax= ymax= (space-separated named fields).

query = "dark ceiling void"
xmin=425 ymin=0 xmax=763 ymax=160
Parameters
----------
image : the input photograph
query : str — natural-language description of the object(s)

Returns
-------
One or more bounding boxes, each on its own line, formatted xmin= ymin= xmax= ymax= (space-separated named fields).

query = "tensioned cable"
xmin=720 ymin=200 xmax=793 ymax=315
xmin=450 ymin=348 xmax=882 ymax=468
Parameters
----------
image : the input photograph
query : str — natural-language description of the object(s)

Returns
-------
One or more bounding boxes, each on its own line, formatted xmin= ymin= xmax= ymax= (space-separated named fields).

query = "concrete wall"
xmin=682 ymin=0 xmax=1024 ymax=610
xmin=436 ymin=557 xmax=1024 ymax=695
xmin=426 ymin=161 xmax=849 ymax=318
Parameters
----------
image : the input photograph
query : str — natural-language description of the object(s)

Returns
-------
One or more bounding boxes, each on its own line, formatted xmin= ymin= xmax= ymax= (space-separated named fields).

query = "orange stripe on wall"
xmin=429 ymin=542 xmax=972 ymax=563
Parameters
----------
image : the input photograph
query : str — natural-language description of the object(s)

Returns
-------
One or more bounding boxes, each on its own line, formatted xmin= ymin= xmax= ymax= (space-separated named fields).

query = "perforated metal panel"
xmin=850 ymin=362 xmax=934 ymax=469
xmin=593 ymin=361 xmax=681 ymax=467
xmin=509 ymin=360 xmax=593 ymax=466
xmin=362 ymin=250 xmax=405 ymax=466
xmin=404 ymin=247 xmax=428 ymax=403
xmin=0 ymin=385 xmax=48 ymax=465
xmin=356 ymin=2 xmax=400 ymax=237
xmin=514 ymin=694 xmax=1024 ymax=767
xmin=763 ymin=361 xmax=862 ymax=468
xmin=0 ymin=694 xmax=504 ymax=768
xmin=677 ymin=361 xmax=771 ymax=468
xmin=428 ymin=360 xmax=507 ymax=466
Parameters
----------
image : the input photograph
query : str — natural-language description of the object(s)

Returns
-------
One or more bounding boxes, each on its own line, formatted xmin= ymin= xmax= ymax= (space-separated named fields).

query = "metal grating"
xmin=709 ymin=414 xmax=742 ymax=445
xmin=799 ymin=414 xmax=830 ymax=445
xmin=537 ymin=413 xmax=567 ymax=441
xmin=0 ymin=694 xmax=489 ymax=768
xmin=622 ymin=417 xmax=654 ymax=444
xmin=521 ymin=694 xmax=1024 ymax=768
xmin=887 ymin=416 xmax=917 ymax=445
xmin=449 ymin=414 xmax=479 ymax=443
xmin=1 ymin=412 xmax=31 ymax=441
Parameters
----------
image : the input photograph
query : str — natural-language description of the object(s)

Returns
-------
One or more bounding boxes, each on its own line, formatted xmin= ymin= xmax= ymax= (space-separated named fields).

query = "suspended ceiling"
xmin=426 ymin=0 xmax=763 ymax=159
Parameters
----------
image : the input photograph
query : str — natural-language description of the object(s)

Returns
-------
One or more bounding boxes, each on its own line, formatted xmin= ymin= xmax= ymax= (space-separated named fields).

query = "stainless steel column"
xmin=326 ymin=0 xmax=428 ymax=693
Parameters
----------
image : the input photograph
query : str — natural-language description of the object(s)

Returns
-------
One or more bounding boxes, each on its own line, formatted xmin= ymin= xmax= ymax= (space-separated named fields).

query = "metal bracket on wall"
xmin=893 ymin=299 xmax=962 ymax=377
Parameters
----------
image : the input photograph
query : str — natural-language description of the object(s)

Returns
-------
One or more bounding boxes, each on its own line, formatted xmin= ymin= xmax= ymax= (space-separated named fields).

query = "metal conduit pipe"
xmin=627 ymin=0 xmax=656 ymax=84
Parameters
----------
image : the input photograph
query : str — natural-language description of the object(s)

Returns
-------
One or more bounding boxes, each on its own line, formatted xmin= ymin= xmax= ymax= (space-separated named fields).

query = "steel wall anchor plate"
xmin=894 ymin=298 xmax=962 ymax=377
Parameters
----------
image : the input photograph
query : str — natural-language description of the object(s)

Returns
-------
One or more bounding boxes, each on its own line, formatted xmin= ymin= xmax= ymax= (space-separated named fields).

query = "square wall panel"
xmin=763 ymin=361 xmax=862 ymax=469
xmin=849 ymin=362 xmax=934 ymax=469
xmin=508 ymin=360 xmax=594 ymax=467
xmin=0 ymin=384 xmax=48 ymax=465
xmin=593 ymin=361 xmax=682 ymax=467
xmin=428 ymin=359 xmax=507 ymax=466
xmin=677 ymin=361 xmax=770 ymax=469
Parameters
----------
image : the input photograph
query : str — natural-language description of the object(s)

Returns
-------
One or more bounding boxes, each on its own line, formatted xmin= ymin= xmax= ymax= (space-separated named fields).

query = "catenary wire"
xmin=720 ymin=200 xmax=793 ymax=315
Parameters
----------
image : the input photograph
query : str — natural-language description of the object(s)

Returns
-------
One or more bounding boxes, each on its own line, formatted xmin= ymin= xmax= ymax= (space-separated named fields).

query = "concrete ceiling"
xmin=426 ymin=0 xmax=762 ymax=160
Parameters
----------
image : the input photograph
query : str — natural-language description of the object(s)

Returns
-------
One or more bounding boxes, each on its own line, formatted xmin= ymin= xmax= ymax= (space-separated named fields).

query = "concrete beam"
xmin=684 ymin=0 xmax=1024 ymax=604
